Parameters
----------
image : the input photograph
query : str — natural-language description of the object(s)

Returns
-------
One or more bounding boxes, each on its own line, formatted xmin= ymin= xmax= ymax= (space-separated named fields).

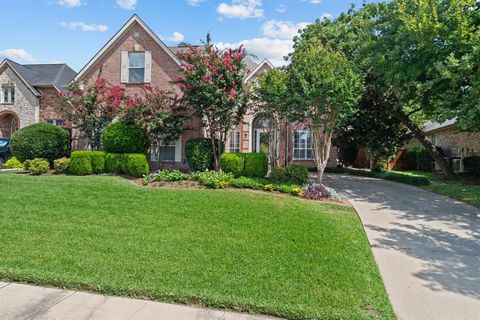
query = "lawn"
xmin=0 ymin=173 xmax=394 ymax=320
xmin=403 ymin=170 xmax=480 ymax=208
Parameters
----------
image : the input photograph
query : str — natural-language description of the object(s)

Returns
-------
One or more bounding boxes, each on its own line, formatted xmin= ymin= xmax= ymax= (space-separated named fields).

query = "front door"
xmin=254 ymin=129 xmax=269 ymax=153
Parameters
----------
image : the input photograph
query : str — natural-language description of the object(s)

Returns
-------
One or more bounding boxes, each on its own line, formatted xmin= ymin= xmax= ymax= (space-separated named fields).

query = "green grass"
xmin=402 ymin=171 xmax=480 ymax=208
xmin=324 ymin=167 xmax=430 ymax=186
xmin=0 ymin=173 xmax=394 ymax=320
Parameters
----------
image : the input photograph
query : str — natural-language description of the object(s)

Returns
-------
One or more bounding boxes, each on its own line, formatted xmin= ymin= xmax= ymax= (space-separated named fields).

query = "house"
xmin=0 ymin=59 xmax=76 ymax=138
xmin=74 ymin=14 xmax=337 ymax=169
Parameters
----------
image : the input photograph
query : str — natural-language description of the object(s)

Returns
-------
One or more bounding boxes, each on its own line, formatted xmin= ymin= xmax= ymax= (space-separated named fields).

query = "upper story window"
xmin=128 ymin=52 xmax=145 ymax=83
xmin=229 ymin=130 xmax=241 ymax=153
xmin=293 ymin=130 xmax=313 ymax=160
xmin=1 ymin=87 xmax=15 ymax=104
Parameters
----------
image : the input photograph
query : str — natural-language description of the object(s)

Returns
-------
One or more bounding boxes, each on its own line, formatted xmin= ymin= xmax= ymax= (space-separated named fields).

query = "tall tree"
xmin=252 ymin=68 xmax=288 ymax=174
xmin=288 ymin=43 xmax=364 ymax=183
xmin=174 ymin=43 xmax=249 ymax=170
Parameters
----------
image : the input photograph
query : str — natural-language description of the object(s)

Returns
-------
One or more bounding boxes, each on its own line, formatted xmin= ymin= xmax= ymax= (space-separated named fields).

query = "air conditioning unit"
xmin=451 ymin=158 xmax=463 ymax=173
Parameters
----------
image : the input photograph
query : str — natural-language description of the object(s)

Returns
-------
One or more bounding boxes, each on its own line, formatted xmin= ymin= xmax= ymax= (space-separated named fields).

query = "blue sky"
xmin=0 ymin=0 xmax=383 ymax=71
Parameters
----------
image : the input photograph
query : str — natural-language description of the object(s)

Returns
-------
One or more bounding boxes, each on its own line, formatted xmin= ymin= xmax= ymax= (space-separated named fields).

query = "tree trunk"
xmin=392 ymin=108 xmax=456 ymax=180
xmin=311 ymin=125 xmax=333 ymax=185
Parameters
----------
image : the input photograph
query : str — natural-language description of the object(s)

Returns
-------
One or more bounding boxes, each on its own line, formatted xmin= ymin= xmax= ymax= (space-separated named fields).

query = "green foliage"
xmin=23 ymin=160 xmax=31 ymax=171
xmin=192 ymin=170 xmax=233 ymax=189
xmin=69 ymin=151 xmax=94 ymax=176
xmin=336 ymin=143 xmax=359 ymax=167
xmin=105 ymin=153 xmax=123 ymax=173
xmin=325 ymin=167 xmax=431 ymax=186
xmin=463 ymin=156 xmax=480 ymax=174
xmin=285 ymin=164 xmax=309 ymax=184
xmin=121 ymin=154 xmax=149 ymax=178
xmin=243 ymin=153 xmax=268 ymax=178
xmin=3 ymin=157 xmax=23 ymax=169
xmin=53 ymin=157 xmax=70 ymax=174
xmin=29 ymin=158 xmax=49 ymax=175
xmin=270 ymin=166 xmax=288 ymax=183
xmin=405 ymin=148 xmax=435 ymax=171
xmin=185 ymin=138 xmax=214 ymax=171
xmin=143 ymin=169 xmax=190 ymax=185
xmin=230 ymin=176 xmax=265 ymax=190
xmin=90 ymin=151 xmax=106 ymax=174
xmin=101 ymin=121 xmax=149 ymax=154
xmin=220 ymin=153 xmax=245 ymax=177
xmin=10 ymin=123 xmax=70 ymax=163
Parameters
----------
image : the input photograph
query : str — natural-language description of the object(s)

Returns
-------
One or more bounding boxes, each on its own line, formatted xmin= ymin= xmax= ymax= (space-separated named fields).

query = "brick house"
xmin=74 ymin=15 xmax=337 ymax=169
xmin=0 ymin=59 xmax=76 ymax=138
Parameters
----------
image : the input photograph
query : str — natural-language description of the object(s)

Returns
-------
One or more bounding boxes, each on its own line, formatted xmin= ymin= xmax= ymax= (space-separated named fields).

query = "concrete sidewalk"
xmin=323 ymin=174 xmax=480 ymax=320
xmin=0 ymin=282 xmax=278 ymax=320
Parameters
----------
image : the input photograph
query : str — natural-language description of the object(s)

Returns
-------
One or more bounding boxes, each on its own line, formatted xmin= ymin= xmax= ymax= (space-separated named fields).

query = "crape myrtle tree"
xmin=252 ymin=68 xmax=289 ymax=174
xmin=174 ymin=38 xmax=249 ymax=170
xmin=59 ymin=71 xmax=126 ymax=151
xmin=122 ymin=85 xmax=187 ymax=165
xmin=288 ymin=41 xmax=364 ymax=183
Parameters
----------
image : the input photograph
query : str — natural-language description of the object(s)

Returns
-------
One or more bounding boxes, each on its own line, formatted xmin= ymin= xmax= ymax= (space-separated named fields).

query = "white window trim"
xmin=293 ymin=129 xmax=314 ymax=160
xmin=228 ymin=130 xmax=241 ymax=153
xmin=121 ymin=51 xmax=152 ymax=84
xmin=155 ymin=136 xmax=182 ymax=163
xmin=1 ymin=87 xmax=15 ymax=104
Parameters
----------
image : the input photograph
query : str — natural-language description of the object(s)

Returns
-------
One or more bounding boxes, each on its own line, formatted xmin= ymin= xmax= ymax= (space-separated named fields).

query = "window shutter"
xmin=175 ymin=136 xmax=182 ymax=162
xmin=144 ymin=51 xmax=152 ymax=83
xmin=121 ymin=51 xmax=129 ymax=83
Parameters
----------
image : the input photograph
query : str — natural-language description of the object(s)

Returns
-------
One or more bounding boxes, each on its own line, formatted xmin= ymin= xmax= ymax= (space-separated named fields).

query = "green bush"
xmin=105 ymin=153 xmax=123 ymax=173
xmin=121 ymin=154 xmax=149 ymax=178
xmin=3 ymin=157 xmax=23 ymax=169
xmin=90 ymin=151 xmax=106 ymax=174
xmin=185 ymin=138 xmax=215 ymax=171
xmin=101 ymin=121 xmax=149 ymax=154
xmin=220 ymin=153 xmax=245 ymax=177
xmin=23 ymin=159 xmax=31 ymax=171
xmin=10 ymin=123 xmax=70 ymax=163
xmin=192 ymin=170 xmax=233 ymax=189
xmin=381 ymin=171 xmax=430 ymax=186
xmin=270 ymin=166 xmax=288 ymax=183
xmin=463 ymin=156 xmax=480 ymax=174
xmin=29 ymin=158 xmax=49 ymax=175
xmin=69 ymin=151 xmax=94 ymax=176
xmin=285 ymin=164 xmax=308 ymax=184
xmin=230 ymin=176 xmax=264 ymax=190
xmin=53 ymin=157 xmax=70 ymax=174
xmin=243 ymin=153 xmax=268 ymax=178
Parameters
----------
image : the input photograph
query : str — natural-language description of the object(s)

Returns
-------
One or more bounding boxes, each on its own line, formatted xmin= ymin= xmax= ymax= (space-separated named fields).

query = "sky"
xmin=0 ymin=0 xmax=384 ymax=71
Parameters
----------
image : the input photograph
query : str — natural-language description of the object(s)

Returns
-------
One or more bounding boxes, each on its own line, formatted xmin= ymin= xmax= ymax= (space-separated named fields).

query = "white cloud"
xmin=187 ymin=0 xmax=203 ymax=6
xmin=117 ymin=0 xmax=137 ymax=10
xmin=320 ymin=12 xmax=332 ymax=20
xmin=261 ymin=20 xmax=309 ymax=40
xmin=61 ymin=21 xmax=109 ymax=32
xmin=162 ymin=32 xmax=185 ymax=43
xmin=57 ymin=0 xmax=81 ymax=7
xmin=276 ymin=4 xmax=286 ymax=13
xmin=0 ymin=49 xmax=37 ymax=64
xmin=302 ymin=0 xmax=322 ymax=4
xmin=217 ymin=0 xmax=263 ymax=19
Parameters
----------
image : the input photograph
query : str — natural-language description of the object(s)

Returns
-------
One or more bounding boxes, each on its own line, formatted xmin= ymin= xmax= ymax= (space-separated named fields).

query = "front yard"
xmin=0 ymin=172 xmax=394 ymax=320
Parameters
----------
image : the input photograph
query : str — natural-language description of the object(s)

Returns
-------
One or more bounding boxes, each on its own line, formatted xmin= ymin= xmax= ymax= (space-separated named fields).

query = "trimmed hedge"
xmin=101 ymin=121 xmax=149 ymax=154
xmin=53 ymin=157 xmax=70 ymax=174
xmin=29 ymin=158 xmax=49 ymax=175
xmin=220 ymin=153 xmax=245 ymax=177
xmin=285 ymin=164 xmax=308 ymax=184
xmin=69 ymin=151 xmax=148 ymax=177
xmin=90 ymin=152 xmax=106 ymax=174
xmin=463 ymin=156 xmax=480 ymax=174
xmin=105 ymin=153 xmax=123 ymax=173
xmin=243 ymin=153 xmax=268 ymax=178
xmin=69 ymin=151 xmax=95 ymax=175
xmin=185 ymin=138 xmax=215 ymax=172
xmin=121 ymin=154 xmax=149 ymax=178
xmin=10 ymin=123 xmax=70 ymax=163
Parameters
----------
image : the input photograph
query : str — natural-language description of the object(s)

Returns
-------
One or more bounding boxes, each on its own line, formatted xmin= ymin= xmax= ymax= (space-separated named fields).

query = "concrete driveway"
xmin=322 ymin=174 xmax=480 ymax=320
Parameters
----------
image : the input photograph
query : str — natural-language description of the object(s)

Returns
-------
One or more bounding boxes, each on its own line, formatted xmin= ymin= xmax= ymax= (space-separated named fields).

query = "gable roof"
xmin=74 ymin=14 xmax=180 ymax=82
xmin=423 ymin=119 xmax=457 ymax=133
xmin=244 ymin=59 xmax=275 ymax=83
xmin=0 ymin=59 xmax=76 ymax=95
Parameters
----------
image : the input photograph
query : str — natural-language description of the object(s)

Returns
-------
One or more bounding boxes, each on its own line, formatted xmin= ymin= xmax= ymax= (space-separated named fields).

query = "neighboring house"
xmin=74 ymin=14 xmax=337 ymax=169
xmin=0 ymin=59 xmax=76 ymax=138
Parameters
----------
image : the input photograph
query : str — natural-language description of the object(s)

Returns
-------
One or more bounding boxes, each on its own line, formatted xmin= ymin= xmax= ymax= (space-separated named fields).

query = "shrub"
xmin=29 ymin=158 xmax=49 ymax=175
xmin=3 ymin=157 xmax=23 ymax=169
xmin=290 ymin=187 xmax=304 ymax=197
xmin=230 ymin=176 xmax=264 ymax=190
xmin=53 ymin=157 xmax=70 ymax=174
xmin=263 ymin=184 xmax=274 ymax=192
xmin=302 ymin=183 xmax=331 ymax=200
xmin=463 ymin=156 xmax=480 ymax=174
xmin=270 ymin=166 xmax=288 ymax=183
xmin=105 ymin=153 xmax=123 ymax=173
xmin=143 ymin=169 xmax=190 ymax=184
xmin=90 ymin=151 xmax=106 ymax=174
xmin=122 ymin=154 xmax=149 ymax=178
xmin=285 ymin=164 xmax=308 ymax=184
xmin=23 ymin=159 xmax=31 ymax=171
xmin=243 ymin=153 xmax=268 ymax=178
xmin=69 ymin=151 xmax=94 ymax=176
xmin=10 ymin=123 xmax=70 ymax=163
xmin=192 ymin=170 xmax=233 ymax=189
xmin=381 ymin=171 xmax=431 ymax=186
xmin=220 ymin=153 xmax=245 ymax=177
xmin=101 ymin=121 xmax=149 ymax=154
xmin=185 ymin=138 xmax=215 ymax=171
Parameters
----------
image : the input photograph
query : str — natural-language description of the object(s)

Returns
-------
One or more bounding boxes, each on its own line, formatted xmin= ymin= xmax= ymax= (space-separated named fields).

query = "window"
xmin=293 ymin=130 xmax=313 ymax=160
xmin=2 ymin=87 xmax=14 ymax=104
xmin=229 ymin=130 xmax=241 ymax=153
xmin=128 ymin=52 xmax=145 ymax=83
xmin=159 ymin=141 xmax=176 ymax=162
xmin=46 ymin=119 xmax=64 ymax=127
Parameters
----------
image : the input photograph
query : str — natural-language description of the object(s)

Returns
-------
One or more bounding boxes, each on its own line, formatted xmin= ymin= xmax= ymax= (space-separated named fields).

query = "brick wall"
xmin=426 ymin=126 xmax=480 ymax=158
